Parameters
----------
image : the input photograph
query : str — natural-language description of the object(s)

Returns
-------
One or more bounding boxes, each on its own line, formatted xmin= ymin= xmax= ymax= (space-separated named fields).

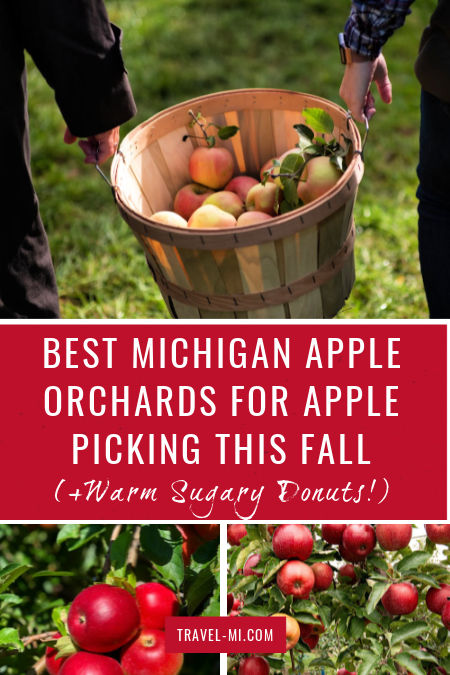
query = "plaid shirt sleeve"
xmin=344 ymin=1 xmax=415 ymax=59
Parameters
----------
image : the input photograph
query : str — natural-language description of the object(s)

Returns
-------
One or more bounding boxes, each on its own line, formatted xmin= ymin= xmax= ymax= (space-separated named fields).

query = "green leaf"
xmin=0 ymin=627 xmax=23 ymax=651
xmin=391 ymin=621 xmax=428 ymax=646
xmin=235 ymin=540 xmax=262 ymax=572
xmin=56 ymin=524 xmax=80 ymax=544
xmin=302 ymin=107 xmax=335 ymax=135
xmin=32 ymin=570 xmax=75 ymax=578
xmin=396 ymin=551 xmax=431 ymax=573
xmin=293 ymin=124 xmax=314 ymax=141
xmin=55 ymin=635 xmax=77 ymax=660
xmin=395 ymin=652 xmax=426 ymax=675
xmin=350 ymin=616 xmax=366 ymax=639
xmin=186 ymin=564 xmax=217 ymax=615
xmin=140 ymin=525 xmax=184 ymax=588
xmin=52 ymin=606 xmax=69 ymax=636
xmin=0 ymin=564 xmax=32 ymax=593
xmin=206 ymin=135 xmax=216 ymax=147
xmin=357 ymin=651 xmax=381 ymax=675
xmin=109 ymin=529 xmax=134 ymax=578
xmin=281 ymin=178 xmax=299 ymax=208
xmin=217 ymin=125 xmax=239 ymax=140
xmin=65 ymin=524 xmax=107 ymax=551
xmin=366 ymin=581 xmax=390 ymax=615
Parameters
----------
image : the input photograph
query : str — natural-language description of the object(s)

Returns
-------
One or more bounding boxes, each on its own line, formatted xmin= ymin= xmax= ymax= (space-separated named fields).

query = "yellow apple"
xmin=203 ymin=190 xmax=244 ymax=219
xmin=303 ymin=156 xmax=342 ymax=201
xmin=187 ymin=204 xmax=237 ymax=229
xmin=246 ymin=182 xmax=279 ymax=215
xmin=151 ymin=211 xmax=188 ymax=228
xmin=236 ymin=211 xmax=273 ymax=227
xmin=189 ymin=146 xmax=234 ymax=189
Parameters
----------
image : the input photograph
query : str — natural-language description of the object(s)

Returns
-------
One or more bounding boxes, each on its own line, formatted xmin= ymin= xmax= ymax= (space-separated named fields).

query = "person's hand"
xmin=63 ymin=126 xmax=120 ymax=164
xmin=339 ymin=53 xmax=392 ymax=123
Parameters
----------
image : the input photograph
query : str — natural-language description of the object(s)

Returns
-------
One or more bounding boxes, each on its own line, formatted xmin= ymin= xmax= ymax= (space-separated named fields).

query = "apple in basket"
xmin=246 ymin=182 xmax=279 ymax=215
xmin=189 ymin=146 xmax=234 ymax=190
xmin=173 ymin=183 xmax=213 ymax=219
xmin=188 ymin=204 xmax=236 ymax=229
xmin=236 ymin=211 xmax=273 ymax=227
xmin=203 ymin=190 xmax=245 ymax=219
xmin=151 ymin=211 xmax=188 ymax=228
xmin=226 ymin=175 xmax=259 ymax=202
xmin=302 ymin=156 xmax=342 ymax=202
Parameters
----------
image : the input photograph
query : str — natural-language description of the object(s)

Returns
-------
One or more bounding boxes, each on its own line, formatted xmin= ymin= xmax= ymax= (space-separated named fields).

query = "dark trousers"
xmin=0 ymin=5 xmax=59 ymax=318
xmin=417 ymin=90 xmax=450 ymax=319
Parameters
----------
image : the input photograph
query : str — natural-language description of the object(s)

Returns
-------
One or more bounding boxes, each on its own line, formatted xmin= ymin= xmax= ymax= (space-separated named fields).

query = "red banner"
xmin=165 ymin=617 xmax=286 ymax=653
xmin=0 ymin=322 xmax=446 ymax=520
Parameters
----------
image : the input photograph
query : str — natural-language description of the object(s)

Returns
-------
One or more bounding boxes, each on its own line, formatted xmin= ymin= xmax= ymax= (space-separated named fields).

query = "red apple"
xmin=60 ymin=652 xmax=124 ymax=675
xmin=302 ymin=633 xmax=319 ymax=649
xmin=227 ymin=593 xmax=234 ymax=614
xmin=238 ymin=655 xmax=270 ymax=675
xmin=176 ymin=525 xmax=203 ymax=565
xmin=204 ymin=190 xmax=244 ymax=218
xmin=259 ymin=157 xmax=278 ymax=182
xmin=271 ymin=613 xmax=300 ymax=650
xmin=303 ymin=155 xmax=342 ymax=201
xmin=227 ymin=524 xmax=247 ymax=546
xmin=121 ymin=628 xmax=183 ymax=675
xmin=337 ymin=669 xmax=356 ymax=675
xmin=45 ymin=633 xmax=66 ymax=675
xmin=376 ymin=524 xmax=412 ymax=551
xmin=311 ymin=562 xmax=333 ymax=590
xmin=342 ymin=525 xmax=376 ymax=558
xmin=230 ymin=596 xmax=243 ymax=616
xmin=226 ymin=175 xmax=259 ymax=202
xmin=276 ymin=560 xmax=315 ymax=599
xmin=339 ymin=542 xmax=367 ymax=563
xmin=426 ymin=584 xmax=450 ymax=614
xmin=246 ymin=182 xmax=279 ymax=215
xmin=189 ymin=146 xmax=234 ymax=190
xmin=382 ymin=582 xmax=419 ymax=615
xmin=173 ymin=183 xmax=213 ymax=219
xmin=338 ymin=563 xmax=357 ymax=585
xmin=136 ymin=582 xmax=179 ymax=630
xmin=236 ymin=211 xmax=273 ymax=227
xmin=187 ymin=203 xmax=236 ymax=229
xmin=272 ymin=524 xmax=313 ymax=561
xmin=297 ymin=180 xmax=311 ymax=204
xmin=67 ymin=584 xmax=140 ymax=653
xmin=426 ymin=525 xmax=450 ymax=545
xmin=442 ymin=600 xmax=450 ymax=630
xmin=243 ymin=552 xmax=262 ymax=577
xmin=151 ymin=211 xmax=188 ymax=228
xmin=321 ymin=524 xmax=347 ymax=545
xmin=192 ymin=524 xmax=220 ymax=541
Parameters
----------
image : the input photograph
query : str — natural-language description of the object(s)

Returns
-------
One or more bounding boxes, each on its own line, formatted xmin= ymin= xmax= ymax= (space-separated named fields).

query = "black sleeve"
xmin=18 ymin=0 xmax=137 ymax=137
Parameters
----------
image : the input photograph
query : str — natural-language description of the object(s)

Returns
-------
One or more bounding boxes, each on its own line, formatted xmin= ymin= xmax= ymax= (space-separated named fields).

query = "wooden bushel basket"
xmin=111 ymin=88 xmax=363 ymax=318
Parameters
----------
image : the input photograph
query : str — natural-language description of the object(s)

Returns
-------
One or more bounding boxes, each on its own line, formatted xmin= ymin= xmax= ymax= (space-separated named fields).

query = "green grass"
xmin=28 ymin=0 xmax=434 ymax=318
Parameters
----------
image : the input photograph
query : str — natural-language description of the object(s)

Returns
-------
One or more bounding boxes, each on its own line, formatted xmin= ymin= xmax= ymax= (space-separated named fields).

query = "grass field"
xmin=28 ymin=0 xmax=435 ymax=318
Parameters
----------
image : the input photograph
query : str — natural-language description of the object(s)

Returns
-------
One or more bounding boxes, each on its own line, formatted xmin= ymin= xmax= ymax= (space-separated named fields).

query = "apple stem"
xmin=187 ymin=109 xmax=212 ymax=145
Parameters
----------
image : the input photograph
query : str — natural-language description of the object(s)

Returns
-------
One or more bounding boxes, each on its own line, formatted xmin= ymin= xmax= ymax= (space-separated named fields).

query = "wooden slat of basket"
xmin=283 ymin=227 xmax=323 ymax=318
xmin=156 ymin=126 xmax=194 ymax=192
xmin=224 ymin=110 xmax=246 ymax=173
xmin=237 ymin=109 xmax=260 ymax=178
xmin=340 ymin=199 xmax=357 ymax=300
xmin=318 ymin=204 xmax=351 ymax=317
xmin=135 ymin=146 xmax=174 ymax=213
xmin=235 ymin=242 xmax=286 ymax=318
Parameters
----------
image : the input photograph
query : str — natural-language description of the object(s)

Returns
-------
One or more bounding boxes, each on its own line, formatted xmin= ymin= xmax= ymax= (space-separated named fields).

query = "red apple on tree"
xmin=276 ymin=560 xmax=315 ymax=599
xmin=321 ymin=524 xmax=347 ymax=545
xmin=337 ymin=669 xmax=357 ymax=675
xmin=376 ymin=524 xmax=412 ymax=551
xmin=227 ymin=524 xmax=247 ymax=546
xmin=426 ymin=525 xmax=450 ymax=545
xmin=342 ymin=525 xmax=376 ymax=558
xmin=193 ymin=524 xmax=220 ymax=541
xmin=338 ymin=563 xmax=357 ymax=585
xmin=272 ymin=524 xmax=314 ymax=561
xmin=173 ymin=183 xmax=213 ymax=219
xmin=311 ymin=562 xmax=334 ymax=590
xmin=441 ymin=600 xmax=450 ymax=630
xmin=426 ymin=583 xmax=450 ymax=614
xmin=121 ymin=628 xmax=183 ymax=675
xmin=60 ymin=652 xmax=124 ymax=675
xmin=303 ymin=633 xmax=320 ymax=649
xmin=339 ymin=542 xmax=367 ymax=563
xmin=45 ymin=633 xmax=66 ymax=674
xmin=189 ymin=146 xmax=234 ymax=190
xmin=243 ymin=552 xmax=262 ymax=577
xmin=227 ymin=592 xmax=234 ymax=614
xmin=136 ymin=582 xmax=179 ymax=630
xmin=238 ymin=655 xmax=270 ymax=675
xmin=67 ymin=584 xmax=140 ymax=653
xmin=382 ymin=582 xmax=419 ymax=616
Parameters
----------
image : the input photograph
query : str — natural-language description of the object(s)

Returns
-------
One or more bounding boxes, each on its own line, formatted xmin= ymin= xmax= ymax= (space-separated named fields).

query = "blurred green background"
xmin=28 ymin=0 xmax=434 ymax=318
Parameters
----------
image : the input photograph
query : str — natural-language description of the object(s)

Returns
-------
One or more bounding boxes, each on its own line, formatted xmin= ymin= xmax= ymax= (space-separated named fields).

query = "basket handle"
xmin=95 ymin=142 xmax=119 ymax=201
xmin=346 ymin=110 xmax=369 ymax=160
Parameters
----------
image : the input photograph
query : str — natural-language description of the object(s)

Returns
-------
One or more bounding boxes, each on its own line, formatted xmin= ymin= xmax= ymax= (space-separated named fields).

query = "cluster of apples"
xmin=45 ymin=582 xmax=183 ymax=675
xmin=228 ymin=523 xmax=450 ymax=675
xmin=151 ymin=109 xmax=344 ymax=231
